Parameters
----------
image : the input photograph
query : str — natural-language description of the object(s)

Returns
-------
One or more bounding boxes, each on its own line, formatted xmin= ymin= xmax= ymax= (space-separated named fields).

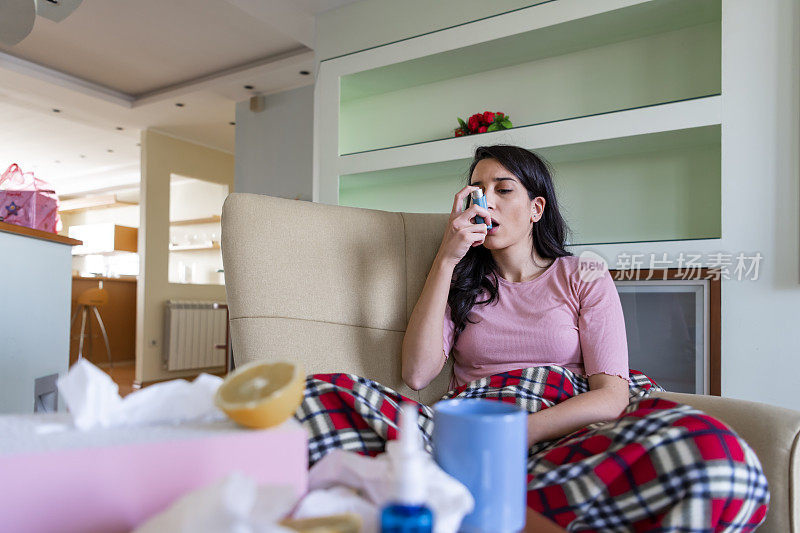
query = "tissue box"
xmin=0 ymin=414 xmax=308 ymax=533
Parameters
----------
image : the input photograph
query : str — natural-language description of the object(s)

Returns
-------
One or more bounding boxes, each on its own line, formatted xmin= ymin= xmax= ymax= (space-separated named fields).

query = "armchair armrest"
xmin=650 ymin=391 xmax=800 ymax=533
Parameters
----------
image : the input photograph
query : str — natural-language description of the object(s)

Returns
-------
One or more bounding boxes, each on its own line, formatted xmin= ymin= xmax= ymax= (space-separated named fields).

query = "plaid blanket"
xmin=294 ymin=365 xmax=769 ymax=532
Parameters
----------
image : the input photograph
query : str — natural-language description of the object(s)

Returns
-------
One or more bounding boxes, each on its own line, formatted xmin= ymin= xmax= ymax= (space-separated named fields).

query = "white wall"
xmin=234 ymin=85 xmax=314 ymax=199
xmin=137 ymin=130 xmax=233 ymax=384
xmin=170 ymin=177 xmax=229 ymax=221
xmin=718 ymin=0 xmax=799 ymax=410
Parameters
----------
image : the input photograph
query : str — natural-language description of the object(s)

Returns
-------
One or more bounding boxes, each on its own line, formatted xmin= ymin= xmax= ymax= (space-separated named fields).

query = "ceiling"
xmin=0 ymin=0 xmax=359 ymax=197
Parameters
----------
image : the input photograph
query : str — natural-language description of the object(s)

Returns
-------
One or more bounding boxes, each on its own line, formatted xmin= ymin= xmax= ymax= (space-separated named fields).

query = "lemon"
xmin=280 ymin=513 xmax=362 ymax=532
xmin=215 ymin=360 xmax=305 ymax=429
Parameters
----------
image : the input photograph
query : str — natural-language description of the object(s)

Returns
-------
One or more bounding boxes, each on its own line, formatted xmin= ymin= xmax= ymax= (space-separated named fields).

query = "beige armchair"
xmin=221 ymin=192 xmax=799 ymax=532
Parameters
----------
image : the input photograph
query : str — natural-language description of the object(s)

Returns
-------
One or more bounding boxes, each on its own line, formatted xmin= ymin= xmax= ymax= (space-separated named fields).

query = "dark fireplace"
xmin=611 ymin=268 xmax=721 ymax=395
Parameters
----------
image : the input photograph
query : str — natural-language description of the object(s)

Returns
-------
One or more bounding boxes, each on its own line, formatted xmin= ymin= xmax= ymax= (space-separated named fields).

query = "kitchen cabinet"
xmin=69 ymin=224 xmax=137 ymax=255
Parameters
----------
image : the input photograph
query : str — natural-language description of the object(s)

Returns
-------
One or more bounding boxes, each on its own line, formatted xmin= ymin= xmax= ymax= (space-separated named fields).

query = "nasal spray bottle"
xmin=470 ymin=189 xmax=492 ymax=230
xmin=380 ymin=403 xmax=434 ymax=533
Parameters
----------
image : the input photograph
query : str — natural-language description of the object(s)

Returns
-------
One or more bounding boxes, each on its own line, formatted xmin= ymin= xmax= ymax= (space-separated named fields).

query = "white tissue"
xmin=293 ymin=486 xmax=379 ymax=531
xmin=57 ymin=359 xmax=226 ymax=430
xmin=293 ymin=445 xmax=474 ymax=533
xmin=133 ymin=471 xmax=297 ymax=533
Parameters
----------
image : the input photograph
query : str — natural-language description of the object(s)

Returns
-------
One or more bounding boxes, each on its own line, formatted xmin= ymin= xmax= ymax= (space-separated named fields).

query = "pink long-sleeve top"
xmin=443 ymin=255 xmax=630 ymax=390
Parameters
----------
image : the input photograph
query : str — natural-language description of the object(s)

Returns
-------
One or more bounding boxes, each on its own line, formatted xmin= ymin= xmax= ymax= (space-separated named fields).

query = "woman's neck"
xmin=491 ymin=244 xmax=553 ymax=283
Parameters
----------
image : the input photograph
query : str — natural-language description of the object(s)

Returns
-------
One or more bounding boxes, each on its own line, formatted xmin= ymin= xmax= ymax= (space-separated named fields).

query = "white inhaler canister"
xmin=470 ymin=189 xmax=492 ymax=230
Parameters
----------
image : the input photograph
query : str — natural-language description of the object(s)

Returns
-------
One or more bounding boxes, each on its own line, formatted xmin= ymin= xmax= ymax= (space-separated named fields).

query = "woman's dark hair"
xmin=448 ymin=144 xmax=573 ymax=346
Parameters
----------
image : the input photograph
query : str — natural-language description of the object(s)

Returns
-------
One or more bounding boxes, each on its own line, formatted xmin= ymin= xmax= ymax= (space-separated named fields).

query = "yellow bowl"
xmin=215 ymin=360 xmax=305 ymax=429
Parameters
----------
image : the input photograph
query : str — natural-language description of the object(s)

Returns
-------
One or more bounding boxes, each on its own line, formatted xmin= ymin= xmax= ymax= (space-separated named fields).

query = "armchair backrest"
xmin=221 ymin=192 xmax=454 ymax=405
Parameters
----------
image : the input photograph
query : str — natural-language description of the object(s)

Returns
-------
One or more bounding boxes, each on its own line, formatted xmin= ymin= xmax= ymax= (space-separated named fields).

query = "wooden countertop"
xmin=0 ymin=220 xmax=82 ymax=246
xmin=72 ymin=276 xmax=137 ymax=283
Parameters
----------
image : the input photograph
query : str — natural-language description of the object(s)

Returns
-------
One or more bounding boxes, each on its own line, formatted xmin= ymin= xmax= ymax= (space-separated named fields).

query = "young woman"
xmin=295 ymin=145 xmax=770 ymax=531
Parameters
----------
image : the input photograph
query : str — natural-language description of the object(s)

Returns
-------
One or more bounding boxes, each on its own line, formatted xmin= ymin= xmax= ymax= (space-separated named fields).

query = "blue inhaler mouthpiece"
xmin=470 ymin=189 xmax=492 ymax=229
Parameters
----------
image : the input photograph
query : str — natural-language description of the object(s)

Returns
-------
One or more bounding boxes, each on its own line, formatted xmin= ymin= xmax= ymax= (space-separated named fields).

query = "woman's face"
xmin=468 ymin=158 xmax=545 ymax=250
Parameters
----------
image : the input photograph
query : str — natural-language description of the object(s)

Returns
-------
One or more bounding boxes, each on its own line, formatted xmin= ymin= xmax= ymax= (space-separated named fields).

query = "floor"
xmin=95 ymin=360 xmax=226 ymax=397
xmin=97 ymin=360 xmax=136 ymax=397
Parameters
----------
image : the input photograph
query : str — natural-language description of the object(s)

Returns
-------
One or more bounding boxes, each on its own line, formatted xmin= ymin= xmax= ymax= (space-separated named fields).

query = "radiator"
xmin=163 ymin=300 xmax=228 ymax=371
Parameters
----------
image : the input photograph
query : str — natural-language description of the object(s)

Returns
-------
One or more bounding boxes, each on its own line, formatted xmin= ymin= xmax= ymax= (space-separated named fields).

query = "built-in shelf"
xmin=340 ymin=124 xmax=721 ymax=246
xmin=335 ymin=0 xmax=721 ymax=154
xmin=338 ymin=0 xmax=720 ymax=102
xmin=168 ymin=242 xmax=220 ymax=252
xmin=338 ymin=95 xmax=721 ymax=176
xmin=317 ymin=0 xmax=723 ymax=250
xmin=169 ymin=215 xmax=221 ymax=226
xmin=340 ymin=124 xmax=720 ymax=189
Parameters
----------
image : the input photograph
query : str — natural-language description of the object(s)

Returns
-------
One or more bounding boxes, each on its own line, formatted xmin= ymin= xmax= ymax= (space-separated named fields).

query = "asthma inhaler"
xmin=470 ymin=189 xmax=492 ymax=230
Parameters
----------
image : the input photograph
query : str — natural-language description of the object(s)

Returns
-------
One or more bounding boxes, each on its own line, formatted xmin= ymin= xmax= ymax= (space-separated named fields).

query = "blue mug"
xmin=432 ymin=399 xmax=527 ymax=533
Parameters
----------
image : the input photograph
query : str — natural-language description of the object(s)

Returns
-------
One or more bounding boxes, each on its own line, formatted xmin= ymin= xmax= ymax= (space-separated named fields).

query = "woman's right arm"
xmin=401 ymin=254 xmax=458 ymax=390
xmin=401 ymin=186 xmax=492 ymax=391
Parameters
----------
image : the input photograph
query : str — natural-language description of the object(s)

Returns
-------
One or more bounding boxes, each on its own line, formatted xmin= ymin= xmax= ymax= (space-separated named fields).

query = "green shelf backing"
xmin=339 ymin=126 xmax=721 ymax=246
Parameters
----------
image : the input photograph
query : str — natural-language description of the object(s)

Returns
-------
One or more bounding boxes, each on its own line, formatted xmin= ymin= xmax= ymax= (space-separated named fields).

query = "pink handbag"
xmin=0 ymin=163 xmax=62 ymax=233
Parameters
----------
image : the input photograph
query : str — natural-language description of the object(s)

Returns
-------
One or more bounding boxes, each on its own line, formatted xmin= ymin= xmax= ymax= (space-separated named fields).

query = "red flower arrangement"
xmin=454 ymin=111 xmax=513 ymax=137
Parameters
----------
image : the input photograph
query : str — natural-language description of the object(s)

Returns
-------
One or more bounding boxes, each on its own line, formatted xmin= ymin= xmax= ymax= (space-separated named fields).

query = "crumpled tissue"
xmin=57 ymin=359 xmax=226 ymax=430
xmin=293 ymin=444 xmax=475 ymax=533
xmin=133 ymin=471 xmax=297 ymax=533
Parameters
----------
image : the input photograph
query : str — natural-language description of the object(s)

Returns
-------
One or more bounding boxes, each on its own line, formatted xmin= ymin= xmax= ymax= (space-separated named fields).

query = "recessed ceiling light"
xmin=299 ymin=70 xmax=310 ymax=76
xmin=116 ymin=126 xmax=124 ymax=131
xmin=52 ymin=108 xmax=61 ymax=113
xmin=175 ymin=103 xmax=185 ymax=107
xmin=244 ymin=85 xmax=254 ymax=90
xmin=107 ymin=149 xmax=114 ymax=153
xmin=80 ymin=155 xmax=86 ymax=158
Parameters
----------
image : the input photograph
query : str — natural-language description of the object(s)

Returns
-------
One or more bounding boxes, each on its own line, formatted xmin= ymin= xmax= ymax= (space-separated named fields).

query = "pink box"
xmin=0 ymin=163 xmax=61 ymax=233
xmin=0 ymin=416 xmax=308 ymax=533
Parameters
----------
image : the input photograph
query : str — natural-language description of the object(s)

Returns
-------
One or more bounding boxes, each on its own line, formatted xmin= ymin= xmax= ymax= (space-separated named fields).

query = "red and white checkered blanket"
xmin=294 ymin=365 xmax=769 ymax=532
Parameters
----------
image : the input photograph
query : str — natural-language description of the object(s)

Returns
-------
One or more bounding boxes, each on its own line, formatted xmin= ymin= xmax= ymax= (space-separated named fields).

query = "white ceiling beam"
xmin=56 ymin=178 xmax=141 ymax=198
xmin=223 ymin=0 xmax=314 ymax=48
xmin=0 ymin=46 xmax=314 ymax=112
xmin=53 ymin=165 xmax=141 ymax=197
xmin=58 ymin=193 xmax=137 ymax=213
xmin=132 ymin=47 xmax=314 ymax=107
xmin=0 ymin=51 xmax=134 ymax=107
